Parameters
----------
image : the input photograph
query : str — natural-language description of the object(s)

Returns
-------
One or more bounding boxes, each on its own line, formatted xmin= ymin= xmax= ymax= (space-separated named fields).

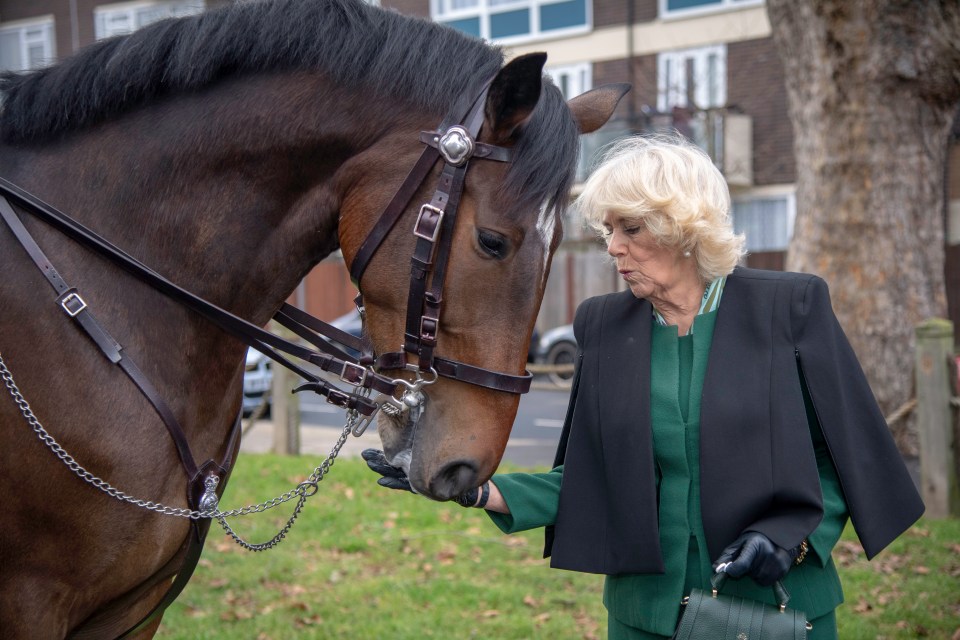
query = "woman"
xmin=364 ymin=135 xmax=924 ymax=638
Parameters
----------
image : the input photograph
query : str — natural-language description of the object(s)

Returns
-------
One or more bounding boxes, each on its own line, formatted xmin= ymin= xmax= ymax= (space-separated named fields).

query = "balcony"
xmin=576 ymin=106 xmax=753 ymax=187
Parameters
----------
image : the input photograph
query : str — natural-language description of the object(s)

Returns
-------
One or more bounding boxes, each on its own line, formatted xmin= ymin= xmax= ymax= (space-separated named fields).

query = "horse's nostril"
xmin=429 ymin=461 xmax=480 ymax=501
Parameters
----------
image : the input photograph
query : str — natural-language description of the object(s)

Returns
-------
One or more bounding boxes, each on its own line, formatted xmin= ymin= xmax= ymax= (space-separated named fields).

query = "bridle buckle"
xmin=59 ymin=292 xmax=87 ymax=317
xmin=413 ymin=204 xmax=444 ymax=242
xmin=339 ymin=361 xmax=368 ymax=387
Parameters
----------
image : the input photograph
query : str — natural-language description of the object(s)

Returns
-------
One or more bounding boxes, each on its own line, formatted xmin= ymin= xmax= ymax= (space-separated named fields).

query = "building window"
xmin=657 ymin=44 xmax=726 ymax=112
xmin=660 ymin=0 xmax=763 ymax=19
xmin=546 ymin=62 xmax=591 ymax=101
xmin=433 ymin=0 xmax=590 ymax=43
xmin=732 ymin=193 xmax=795 ymax=252
xmin=0 ymin=17 xmax=55 ymax=73
xmin=546 ymin=63 xmax=600 ymax=184
xmin=94 ymin=1 xmax=206 ymax=40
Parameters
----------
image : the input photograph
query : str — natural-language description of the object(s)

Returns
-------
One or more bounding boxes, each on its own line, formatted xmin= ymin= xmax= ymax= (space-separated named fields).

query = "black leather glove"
xmin=361 ymin=449 xmax=413 ymax=492
xmin=712 ymin=531 xmax=799 ymax=587
xmin=362 ymin=449 xmax=489 ymax=507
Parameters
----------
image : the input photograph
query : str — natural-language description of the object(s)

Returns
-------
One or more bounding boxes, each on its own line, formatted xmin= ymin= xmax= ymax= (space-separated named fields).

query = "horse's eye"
xmin=477 ymin=229 xmax=509 ymax=259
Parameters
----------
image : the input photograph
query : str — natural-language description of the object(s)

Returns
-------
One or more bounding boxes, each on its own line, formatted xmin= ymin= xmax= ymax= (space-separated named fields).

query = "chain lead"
xmin=0 ymin=351 xmax=363 ymax=550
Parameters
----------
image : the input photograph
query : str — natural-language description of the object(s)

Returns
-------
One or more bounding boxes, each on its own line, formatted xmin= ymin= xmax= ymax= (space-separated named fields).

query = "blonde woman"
xmin=365 ymin=135 xmax=922 ymax=639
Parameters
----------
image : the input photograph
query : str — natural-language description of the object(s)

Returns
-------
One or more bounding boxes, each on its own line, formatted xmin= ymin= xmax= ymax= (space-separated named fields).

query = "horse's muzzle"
xmin=427 ymin=459 xmax=481 ymax=501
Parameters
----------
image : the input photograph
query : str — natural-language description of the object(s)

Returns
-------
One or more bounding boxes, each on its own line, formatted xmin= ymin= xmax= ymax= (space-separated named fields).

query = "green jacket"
xmin=489 ymin=310 xmax=848 ymax=635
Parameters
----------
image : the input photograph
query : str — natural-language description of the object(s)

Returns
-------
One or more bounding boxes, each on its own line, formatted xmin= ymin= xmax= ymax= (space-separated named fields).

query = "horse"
xmin=0 ymin=0 xmax=626 ymax=636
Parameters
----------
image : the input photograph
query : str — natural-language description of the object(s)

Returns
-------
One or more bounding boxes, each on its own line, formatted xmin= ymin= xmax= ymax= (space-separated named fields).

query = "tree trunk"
xmin=767 ymin=0 xmax=960 ymax=454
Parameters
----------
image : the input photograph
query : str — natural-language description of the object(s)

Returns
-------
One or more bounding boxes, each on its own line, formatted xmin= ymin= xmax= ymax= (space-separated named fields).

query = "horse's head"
xmin=339 ymin=53 xmax=626 ymax=500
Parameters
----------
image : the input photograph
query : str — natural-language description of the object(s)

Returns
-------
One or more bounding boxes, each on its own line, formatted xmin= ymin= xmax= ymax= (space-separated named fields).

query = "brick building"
xmin=2 ymin=0 xmax=957 ymax=331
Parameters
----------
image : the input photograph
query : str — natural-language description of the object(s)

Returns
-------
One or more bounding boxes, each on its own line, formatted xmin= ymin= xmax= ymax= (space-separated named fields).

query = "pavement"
xmin=239 ymin=418 xmax=373 ymax=459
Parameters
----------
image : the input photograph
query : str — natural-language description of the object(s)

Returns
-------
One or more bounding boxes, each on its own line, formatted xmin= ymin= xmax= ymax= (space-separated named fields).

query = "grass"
xmin=156 ymin=453 xmax=960 ymax=639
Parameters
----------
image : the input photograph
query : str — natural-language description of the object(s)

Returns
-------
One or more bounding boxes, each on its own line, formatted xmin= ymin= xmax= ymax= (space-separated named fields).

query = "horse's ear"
xmin=567 ymin=83 xmax=631 ymax=134
xmin=484 ymin=52 xmax=546 ymax=144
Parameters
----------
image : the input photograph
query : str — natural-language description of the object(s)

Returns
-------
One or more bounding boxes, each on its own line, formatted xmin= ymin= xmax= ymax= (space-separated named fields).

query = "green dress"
xmin=488 ymin=310 xmax=848 ymax=639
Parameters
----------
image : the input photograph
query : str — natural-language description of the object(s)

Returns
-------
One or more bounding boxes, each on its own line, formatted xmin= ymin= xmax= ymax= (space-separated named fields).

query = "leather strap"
xmin=418 ymin=131 xmax=512 ymax=162
xmin=276 ymin=302 xmax=364 ymax=355
xmin=117 ymin=415 xmax=242 ymax=639
xmin=348 ymin=145 xmax=440 ymax=284
xmin=0 ymin=195 xmax=201 ymax=479
xmin=0 ymin=180 xmax=385 ymax=414
xmin=402 ymin=162 xmax=466 ymax=367
xmin=2 ymin=192 xmax=245 ymax=638
xmin=376 ymin=352 xmax=532 ymax=393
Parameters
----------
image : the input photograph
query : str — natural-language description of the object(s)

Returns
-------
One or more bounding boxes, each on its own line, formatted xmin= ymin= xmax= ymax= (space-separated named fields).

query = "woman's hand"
xmin=712 ymin=531 xmax=797 ymax=586
xmin=361 ymin=449 xmax=494 ymax=509
xmin=361 ymin=448 xmax=413 ymax=492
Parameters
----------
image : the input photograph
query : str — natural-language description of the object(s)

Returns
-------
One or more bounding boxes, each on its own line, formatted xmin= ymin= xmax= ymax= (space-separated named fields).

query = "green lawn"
xmin=156 ymin=454 xmax=960 ymax=639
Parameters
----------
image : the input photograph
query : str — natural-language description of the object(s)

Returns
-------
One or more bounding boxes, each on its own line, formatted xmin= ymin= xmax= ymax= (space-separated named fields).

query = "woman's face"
xmin=602 ymin=211 xmax=687 ymax=300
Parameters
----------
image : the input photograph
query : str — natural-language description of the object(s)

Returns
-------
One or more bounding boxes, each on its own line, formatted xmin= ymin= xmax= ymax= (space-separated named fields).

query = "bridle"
xmin=345 ymin=80 xmax=532 ymax=398
xmin=0 ymin=77 xmax=533 ymax=436
xmin=268 ymin=79 xmax=533 ymax=425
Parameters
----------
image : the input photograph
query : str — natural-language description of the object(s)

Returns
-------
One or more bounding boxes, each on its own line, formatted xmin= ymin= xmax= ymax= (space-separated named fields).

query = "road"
xmin=241 ymin=384 xmax=571 ymax=468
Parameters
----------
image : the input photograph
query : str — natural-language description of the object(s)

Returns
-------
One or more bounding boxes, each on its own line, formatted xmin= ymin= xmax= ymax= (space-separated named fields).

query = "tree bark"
xmin=767 ymin=0 xmax=960 ymax=453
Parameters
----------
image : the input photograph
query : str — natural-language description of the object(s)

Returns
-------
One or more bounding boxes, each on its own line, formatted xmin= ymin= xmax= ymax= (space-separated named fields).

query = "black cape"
xmin=545 ymin=268 xmax=924 ymax=575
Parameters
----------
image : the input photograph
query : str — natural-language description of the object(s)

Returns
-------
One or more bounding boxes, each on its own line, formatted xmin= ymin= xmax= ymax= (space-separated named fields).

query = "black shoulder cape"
xmin=545 ymin=268 xmax=923 ymax=575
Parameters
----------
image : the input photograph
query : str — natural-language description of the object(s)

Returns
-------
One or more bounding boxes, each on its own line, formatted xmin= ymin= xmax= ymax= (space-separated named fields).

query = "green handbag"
xmin=673 ymin=572 xmax=812 ymax=640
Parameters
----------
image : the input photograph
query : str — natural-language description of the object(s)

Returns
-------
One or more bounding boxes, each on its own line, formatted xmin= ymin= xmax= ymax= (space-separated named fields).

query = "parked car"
xmin=536 ymin=324 xmax=577 ymax=386
xmin=242 ymin=348 xmax=273 ymax=417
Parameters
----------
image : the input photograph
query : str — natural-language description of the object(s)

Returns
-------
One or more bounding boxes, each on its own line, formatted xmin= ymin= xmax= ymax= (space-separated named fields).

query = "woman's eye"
xmin=477 ymin=229 xmax=509 ymax=258
xmin=624 ymin=226 xmax=641 ymax=235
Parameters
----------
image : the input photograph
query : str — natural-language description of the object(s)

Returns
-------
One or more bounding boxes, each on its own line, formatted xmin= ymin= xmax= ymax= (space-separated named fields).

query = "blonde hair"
xmin=576 ymin=134 xmax=745 ymax=282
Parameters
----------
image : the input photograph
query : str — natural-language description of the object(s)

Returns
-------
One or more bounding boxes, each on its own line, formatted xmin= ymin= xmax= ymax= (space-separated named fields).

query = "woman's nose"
xmin=607 ymin=230 xmax=625 ymax=257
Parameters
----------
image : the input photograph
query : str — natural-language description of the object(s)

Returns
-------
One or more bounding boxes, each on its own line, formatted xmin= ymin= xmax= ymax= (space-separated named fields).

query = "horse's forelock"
xmin=503 ymin=80 xmax=580 ymax=221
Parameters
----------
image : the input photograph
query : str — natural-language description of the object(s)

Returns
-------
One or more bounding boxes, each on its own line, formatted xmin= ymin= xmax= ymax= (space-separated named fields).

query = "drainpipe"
xmin=626 ymin=0 xmax=636 ymax=131
xmin=69 ymin=0 xmax=80 ymax=52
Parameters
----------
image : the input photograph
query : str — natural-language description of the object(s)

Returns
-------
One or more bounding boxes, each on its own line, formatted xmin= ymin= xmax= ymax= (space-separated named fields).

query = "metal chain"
xmin=0 ymin=351 xmax=360 ymax=548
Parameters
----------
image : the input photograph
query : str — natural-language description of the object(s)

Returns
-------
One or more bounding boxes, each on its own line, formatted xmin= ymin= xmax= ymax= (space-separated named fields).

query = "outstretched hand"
xmin=361 ymin=449 xmax=414 ymax=493
xmin=713 ymin=531 xmax=796 ymax=587
xmin=361 ymin=448 xmax=490 ymax=508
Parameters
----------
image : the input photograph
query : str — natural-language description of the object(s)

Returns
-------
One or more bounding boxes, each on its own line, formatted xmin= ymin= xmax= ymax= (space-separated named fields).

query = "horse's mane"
xmin=0 ymin=0 xmax=579 ymax=212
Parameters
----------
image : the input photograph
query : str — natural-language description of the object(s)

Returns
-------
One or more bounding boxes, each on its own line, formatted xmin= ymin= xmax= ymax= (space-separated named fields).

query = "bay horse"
xmin=0 ymin=0 xmax=626 ymax=636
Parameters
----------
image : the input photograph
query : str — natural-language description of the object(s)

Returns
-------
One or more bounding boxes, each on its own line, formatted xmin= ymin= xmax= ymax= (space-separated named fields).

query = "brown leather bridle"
xmin=0 ymin=79 xmax=535 ymax=436
xmin=344 ymin=81 xmax=533 ymax=398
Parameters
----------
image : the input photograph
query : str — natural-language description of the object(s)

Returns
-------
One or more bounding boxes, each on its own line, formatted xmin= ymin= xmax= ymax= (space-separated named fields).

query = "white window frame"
xmin=657 ymin=44 xmax=726 ymax=112
xmin=546 ymin=61 xmax=591 ymax=100
xmin=731 ymin=190 xmax=796 ymax=253
xmin=548 ymin=62 xmax=594 ymax=182
xmin=0 ymin=16 xmax=56 ymax=72
xmin=433 ymin=0 xmax=591 ymax=45
xmin=94 ymin=1 xmax=206 ymax=40
xmin=659 ymin=0 xmax=764 ymax=21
